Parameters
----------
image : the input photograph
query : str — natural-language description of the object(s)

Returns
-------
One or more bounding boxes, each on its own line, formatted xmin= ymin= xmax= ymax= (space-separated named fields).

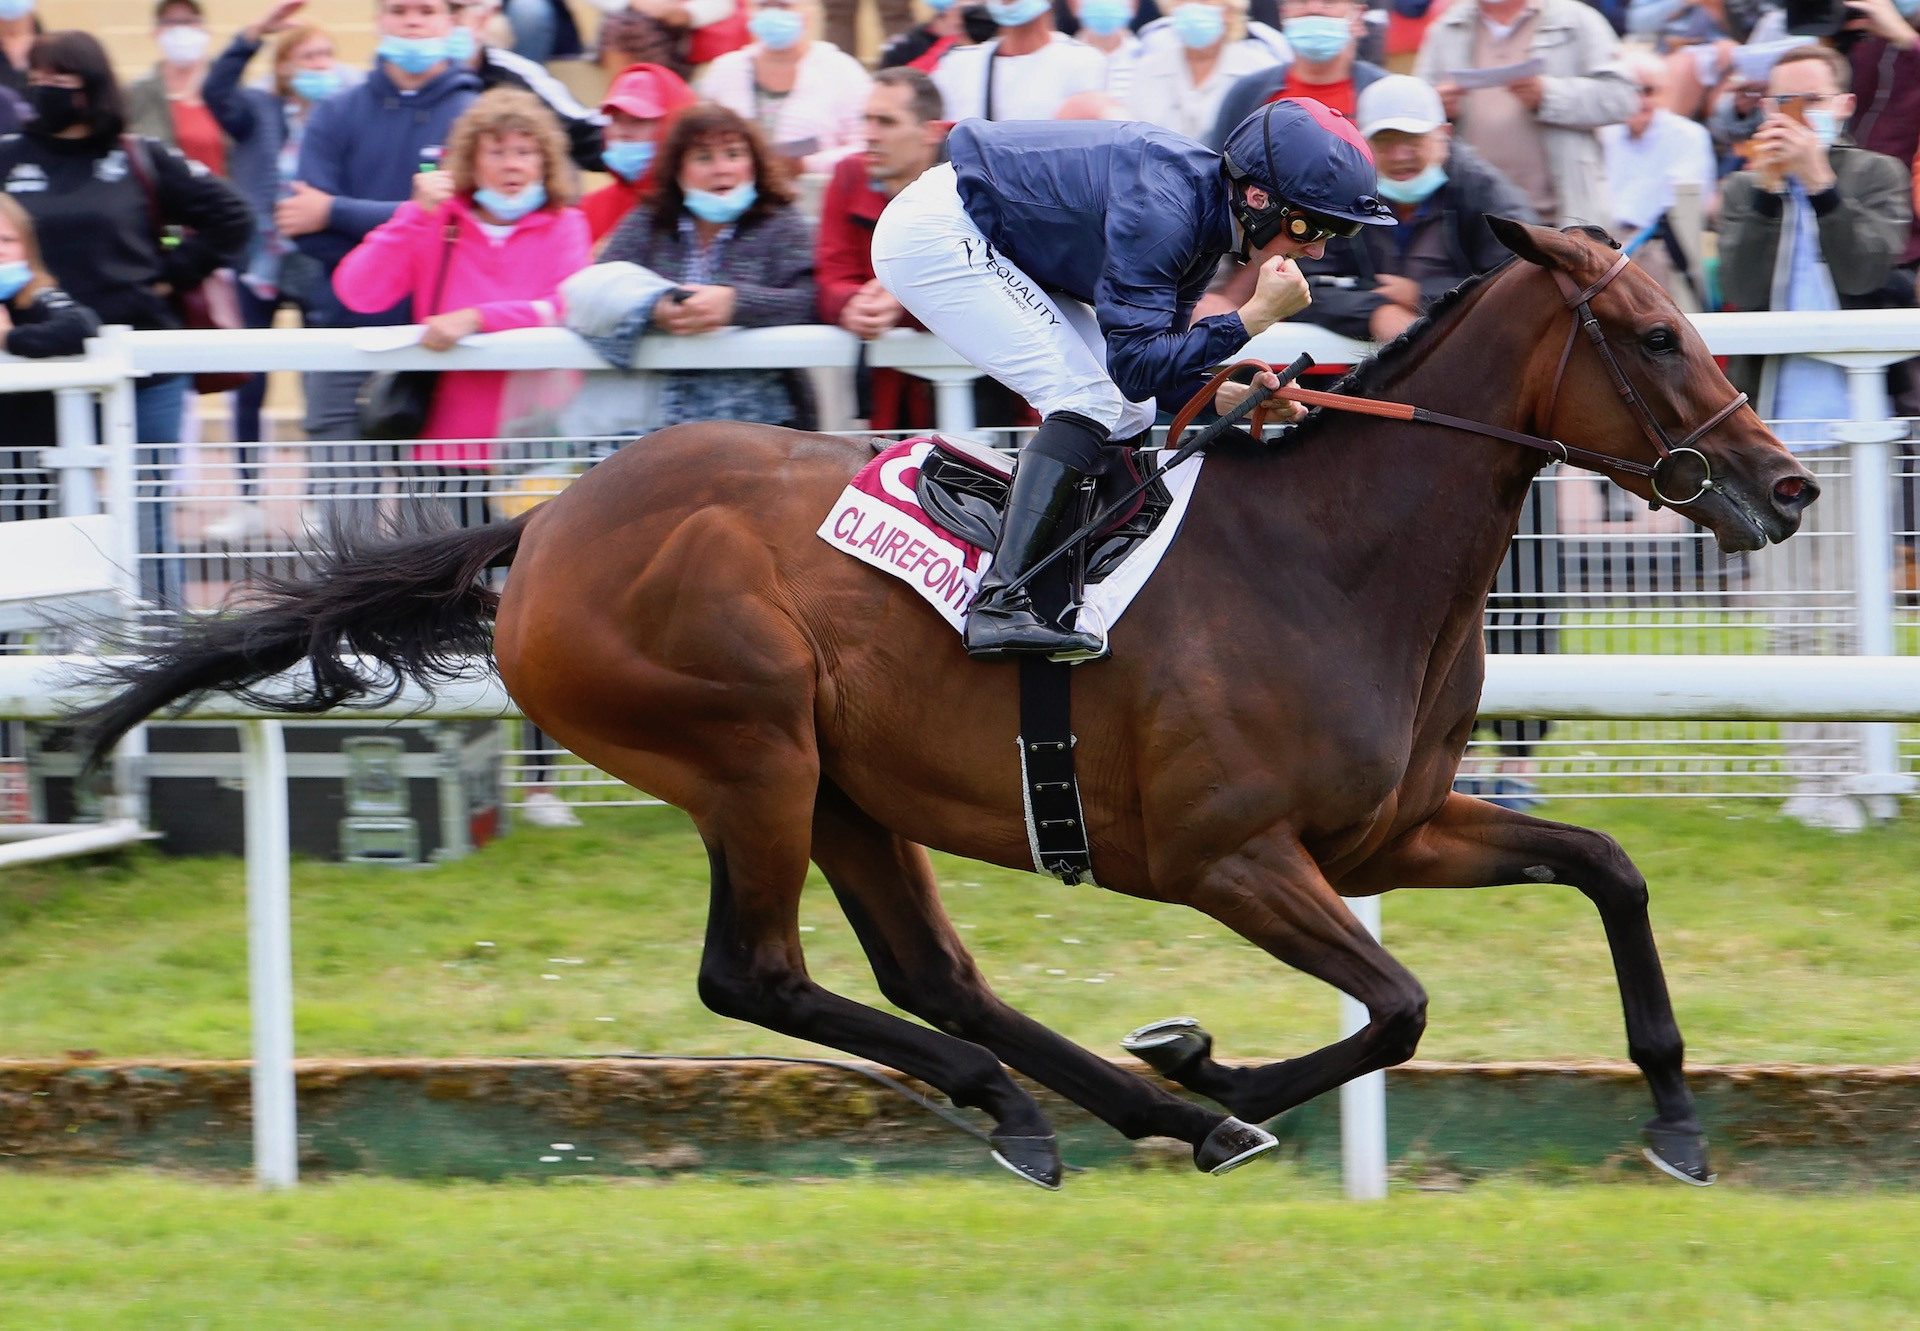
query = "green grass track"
xmin=0 ymin=1172 xmax=1914 ymax=1329
xmin=3 ymin=799 xmax=1918 ymax=1065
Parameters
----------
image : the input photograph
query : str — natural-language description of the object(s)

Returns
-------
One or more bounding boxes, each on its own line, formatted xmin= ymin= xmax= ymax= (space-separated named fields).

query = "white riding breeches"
xmin=871 ymin=163 xmax=1159 ymax=442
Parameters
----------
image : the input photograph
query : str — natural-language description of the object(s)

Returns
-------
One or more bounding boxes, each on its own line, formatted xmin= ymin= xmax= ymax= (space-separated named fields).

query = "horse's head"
xmin=1487 ymin=216 xmax=1817 ymax=553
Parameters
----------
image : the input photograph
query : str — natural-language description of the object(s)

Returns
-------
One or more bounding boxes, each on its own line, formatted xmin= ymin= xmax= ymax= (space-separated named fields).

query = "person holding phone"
xmin=1717 ymin=43 xmax=1911 ymax=833
xmin=696 ymin=0 xmax=871 ymax=175
xmin=599 ymin=102 xmax=816 ymax=429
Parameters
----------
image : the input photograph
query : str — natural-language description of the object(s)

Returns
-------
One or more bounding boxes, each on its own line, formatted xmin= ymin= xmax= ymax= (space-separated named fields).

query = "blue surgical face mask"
xmin=445 ymin=25 xmax=479 ymax=63
xmin=1171 ymin=2 xmax=1224 ymax=46
xmin=377 ymin=34 xmax=449 ymax=76
xmin=602 ymin=139 xmax=656 ymax=181
xmin=683 ymin=181 xmax=758 ymax=223
xmin=748 ymin=7 xmax=807 ymax=48
xmin=926 ymin=0 xmax=958 ymax=11
xmin=1896 ymin=0 xmax=1920 ymax=17
xmin=0 ymin=260 xmax=30 ymax=301
xmin=1282 ymin=14 xmax=1350 ymax=63
xmin=474 ymin=182 xmax=548 ymax=221
xmin=1078 ymin=0 xmax=1133 ymax=36
xmin=987 ymin=0 xmax=1051 ymax=26
xmin=0 ymin=0 xmax=36 ymax=20
xmin=1806 ymin=106 xmax=1840 ymax=149
xmin=1375 ymin=162 xmax=1447 ymax=204
xmin=289 ymin=66 xmax=343 ymax=102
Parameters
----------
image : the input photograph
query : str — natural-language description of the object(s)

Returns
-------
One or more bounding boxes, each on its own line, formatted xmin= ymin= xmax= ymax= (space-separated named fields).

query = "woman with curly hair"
xmin=599 ymin=101 xmax=815 ymax=431
xmin=332 ymin=86 xmax=591 ymax=478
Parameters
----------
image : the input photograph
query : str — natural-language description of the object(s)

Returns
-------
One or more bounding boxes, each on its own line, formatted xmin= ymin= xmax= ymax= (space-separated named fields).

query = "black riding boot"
xmin=964 ymin=451 xmax=1106 ymax=660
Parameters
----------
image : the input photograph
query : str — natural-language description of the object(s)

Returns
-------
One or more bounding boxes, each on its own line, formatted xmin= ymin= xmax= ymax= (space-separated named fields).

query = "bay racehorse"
xmin=72 ymin=219 xmax=1816 ymax=1189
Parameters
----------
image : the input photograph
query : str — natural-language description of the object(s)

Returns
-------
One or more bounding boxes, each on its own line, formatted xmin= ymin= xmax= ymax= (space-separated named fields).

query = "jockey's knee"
xmin=1025 ymin=410 xmax=1110 ymax=472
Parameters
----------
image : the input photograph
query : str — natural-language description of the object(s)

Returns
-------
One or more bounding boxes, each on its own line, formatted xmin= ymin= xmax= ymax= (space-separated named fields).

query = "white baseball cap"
xmin=1355 ymin=76 xmax=1447 ymax=138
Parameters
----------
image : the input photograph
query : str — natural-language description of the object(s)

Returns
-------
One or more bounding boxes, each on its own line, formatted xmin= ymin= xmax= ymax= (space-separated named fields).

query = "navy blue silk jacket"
xmin=946 ymin=117 xmax=1250 ymax=409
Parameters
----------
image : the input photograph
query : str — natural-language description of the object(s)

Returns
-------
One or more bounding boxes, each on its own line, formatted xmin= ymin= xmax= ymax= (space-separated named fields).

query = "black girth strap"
xmin=1017 ymin=656 xmax=1093 ymax=885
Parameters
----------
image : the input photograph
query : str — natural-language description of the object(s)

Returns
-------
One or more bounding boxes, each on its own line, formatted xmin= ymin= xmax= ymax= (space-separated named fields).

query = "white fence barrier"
xmin=8 ymin=651 xmax=1920 ymax=1192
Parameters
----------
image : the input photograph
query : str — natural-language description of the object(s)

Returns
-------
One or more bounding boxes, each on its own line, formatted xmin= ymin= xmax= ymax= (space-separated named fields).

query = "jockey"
xmin=871 ymin=99 xmax=1394 ymax=660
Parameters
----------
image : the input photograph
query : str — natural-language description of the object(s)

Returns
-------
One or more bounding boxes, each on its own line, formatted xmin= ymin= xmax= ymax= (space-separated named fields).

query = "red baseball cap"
xmin=601 ymin=63 xmax=696 ymax=120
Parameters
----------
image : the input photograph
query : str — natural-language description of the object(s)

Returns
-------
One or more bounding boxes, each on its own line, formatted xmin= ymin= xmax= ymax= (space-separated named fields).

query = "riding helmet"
xmin=1220 ymin=98 xmax=1396 ymax=253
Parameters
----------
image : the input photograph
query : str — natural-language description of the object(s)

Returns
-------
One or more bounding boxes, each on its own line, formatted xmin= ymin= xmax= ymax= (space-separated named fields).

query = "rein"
xmin=1172 ymin=254 xmax=1750 ymax=509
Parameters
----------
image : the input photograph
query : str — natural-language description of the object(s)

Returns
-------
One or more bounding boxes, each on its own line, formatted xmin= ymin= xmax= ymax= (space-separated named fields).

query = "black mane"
xmin=1247 ymin=224 xmax=1621 ymax=451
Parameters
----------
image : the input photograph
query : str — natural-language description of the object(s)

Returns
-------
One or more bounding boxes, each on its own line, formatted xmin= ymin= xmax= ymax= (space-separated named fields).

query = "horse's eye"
xmin=1643 ymin=327 xmax=1679 ymax=356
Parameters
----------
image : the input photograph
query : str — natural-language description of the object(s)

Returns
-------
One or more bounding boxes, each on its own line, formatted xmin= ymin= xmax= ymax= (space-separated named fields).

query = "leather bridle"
xmin=1173 ymin=253 xmax=1751 ymax=509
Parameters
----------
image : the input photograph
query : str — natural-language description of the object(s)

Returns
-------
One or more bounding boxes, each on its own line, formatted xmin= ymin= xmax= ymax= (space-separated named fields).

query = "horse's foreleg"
xmin=1129 ymin=829 xmax=1430 ymax=1127
xmin=692 ymin=772 xmax=1062 ymax=1188
xmin=1336 ymin=792 xmax=1711 ymax=1184
xmin=809 ymin=782 xmax=1270 ymax=1175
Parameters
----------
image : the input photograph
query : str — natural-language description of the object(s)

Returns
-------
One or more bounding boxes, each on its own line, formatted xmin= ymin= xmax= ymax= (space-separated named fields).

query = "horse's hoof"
xmin=1122 ymin=1016 xmax=1213 ymax=1080
xmin=1642 ymin=1119 xmax=1715 ymax=1187
xmin=990 ymin=1133 xmax=1064 ymax=1191
xmin=1194 ymin=1116 xmax=1278 ymax=1175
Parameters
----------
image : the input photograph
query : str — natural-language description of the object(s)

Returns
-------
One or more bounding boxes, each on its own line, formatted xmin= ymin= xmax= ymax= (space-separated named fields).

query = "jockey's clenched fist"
xmin=1239 ymin=256 xmax=1311 ymax=336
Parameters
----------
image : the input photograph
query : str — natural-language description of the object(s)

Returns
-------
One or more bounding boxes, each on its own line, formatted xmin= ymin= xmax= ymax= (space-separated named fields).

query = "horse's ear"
xmin=1485 ymin=215 xmax=1580 ymax=272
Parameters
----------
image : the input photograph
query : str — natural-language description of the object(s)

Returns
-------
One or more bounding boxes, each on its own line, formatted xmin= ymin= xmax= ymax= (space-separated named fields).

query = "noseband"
xmin=1542 ymin=252 xmax=1748 ymax=507
xmin=1178 ymin=253 xmax=1751 ymax=508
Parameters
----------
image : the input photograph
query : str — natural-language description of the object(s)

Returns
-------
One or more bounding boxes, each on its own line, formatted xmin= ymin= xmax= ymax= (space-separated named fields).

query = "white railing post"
xmin=1824 ymin=353 xmax=1916 ymax=814
xmin=929 ymin=372 xmax=979 ymax=435
xmin=50 ymin=386 xmax=101 ymax=517
xmin=240 ymin=718 xmax=298 ymax=1188
xmin=1339 ymin=893 xmax=1387 ymax=1200
xmin=93 ymin=328 xmax=148 ymax=826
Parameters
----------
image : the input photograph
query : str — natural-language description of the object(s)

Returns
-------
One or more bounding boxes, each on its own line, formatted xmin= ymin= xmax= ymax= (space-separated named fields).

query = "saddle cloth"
xmin=815 ymin=436 xmax=1204 ymax=644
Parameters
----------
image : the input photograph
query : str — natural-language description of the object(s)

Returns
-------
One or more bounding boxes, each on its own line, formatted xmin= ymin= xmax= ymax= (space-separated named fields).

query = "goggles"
xmin=1277 ymin=205 xmax=1366 ymax=244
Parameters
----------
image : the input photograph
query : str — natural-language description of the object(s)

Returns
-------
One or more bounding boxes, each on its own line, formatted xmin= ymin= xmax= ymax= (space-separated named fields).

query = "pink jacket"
xmin=333 ymin=196 xmax=593 ymax=462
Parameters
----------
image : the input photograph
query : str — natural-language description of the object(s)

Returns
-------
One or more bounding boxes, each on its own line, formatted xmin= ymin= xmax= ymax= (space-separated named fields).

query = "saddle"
xmin=910 ymin=436 xmax=1176 ymax=612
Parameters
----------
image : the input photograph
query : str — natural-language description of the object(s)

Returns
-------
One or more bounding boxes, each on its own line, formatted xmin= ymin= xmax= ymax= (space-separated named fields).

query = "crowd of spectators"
xmin=0 ymin=0 xmax=1916 ymax=822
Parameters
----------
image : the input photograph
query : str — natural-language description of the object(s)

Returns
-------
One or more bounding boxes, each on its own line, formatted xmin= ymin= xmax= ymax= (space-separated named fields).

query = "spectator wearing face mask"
xmin=333 ymin=89 xmax=591 ymax=475
xmin=597 ymin=103 xmax=816 ymax=432
xmin=1069 ymin=0 xmax=1145 ymax=98
xmin=1125 ymin=0 xmax=1283 ymax=140
xmin=931 ymin=0 xmax=1107 ymax=120
xmin=277 ymin=0 xmax=480 ymax=447
xmin=582 ymin=63 xmax=696 ymax=242
xmin=698 ymin=0 xmax=872 ymax=176
xmin=1205 ymin=0 xmax=1387 ymax=146
xmin=1719 ymin=44 xmax=1912 ymax=833
xmin=1720 ymin=46 xmax=1911 ymax=428
xmin=1288 ymin=75 xmax=1532 ymax=342
xmin=881 ymin=0 xmax=997 ymax=71
xmin=126 ymin=0 xmax=227 ymax=176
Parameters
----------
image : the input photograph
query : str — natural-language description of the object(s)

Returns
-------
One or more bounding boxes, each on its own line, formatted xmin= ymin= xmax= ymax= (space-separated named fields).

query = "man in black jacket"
xmin=1289 ymin=74 xmax=1534 ymax=343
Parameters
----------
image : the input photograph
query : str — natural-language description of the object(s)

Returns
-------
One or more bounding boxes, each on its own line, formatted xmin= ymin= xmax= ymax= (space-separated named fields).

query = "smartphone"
xmin=668 ymin=288 xmax=693 ymax=304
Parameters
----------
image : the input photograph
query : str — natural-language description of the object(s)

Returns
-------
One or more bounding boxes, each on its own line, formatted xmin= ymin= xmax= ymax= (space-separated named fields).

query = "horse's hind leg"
xmin=694 ymin=772 xmax=1065 ymax=1188
xmin=1125 ymin=828 xmax=1431 ymax=1130
xmin=810 ymin=781 xmax=1272 ymax=1175
xmin=1332 ymin=793 xmax=1711 ymax=1185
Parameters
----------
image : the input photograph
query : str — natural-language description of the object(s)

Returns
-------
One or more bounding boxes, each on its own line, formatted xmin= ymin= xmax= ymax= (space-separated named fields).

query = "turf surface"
xmin=1 ymin=799 xmax=1916 ymax=1064
xmin=0 ymin=1171 xmax=1913 ymax=1329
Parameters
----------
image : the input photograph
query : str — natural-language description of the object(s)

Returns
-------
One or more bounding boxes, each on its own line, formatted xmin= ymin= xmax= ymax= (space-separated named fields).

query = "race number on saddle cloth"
xmin=816 ymin=435 xmax=1206 ymax=643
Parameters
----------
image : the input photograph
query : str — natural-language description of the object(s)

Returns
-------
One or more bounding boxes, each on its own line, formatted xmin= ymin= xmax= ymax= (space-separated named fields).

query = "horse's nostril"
xmin=1774 ymin=475 xmax=1818 ymax=513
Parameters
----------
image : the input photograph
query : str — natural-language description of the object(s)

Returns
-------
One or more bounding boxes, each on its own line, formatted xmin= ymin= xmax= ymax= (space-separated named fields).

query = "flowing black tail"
xmin=66 ymin=514 xmax=528 ymax=773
